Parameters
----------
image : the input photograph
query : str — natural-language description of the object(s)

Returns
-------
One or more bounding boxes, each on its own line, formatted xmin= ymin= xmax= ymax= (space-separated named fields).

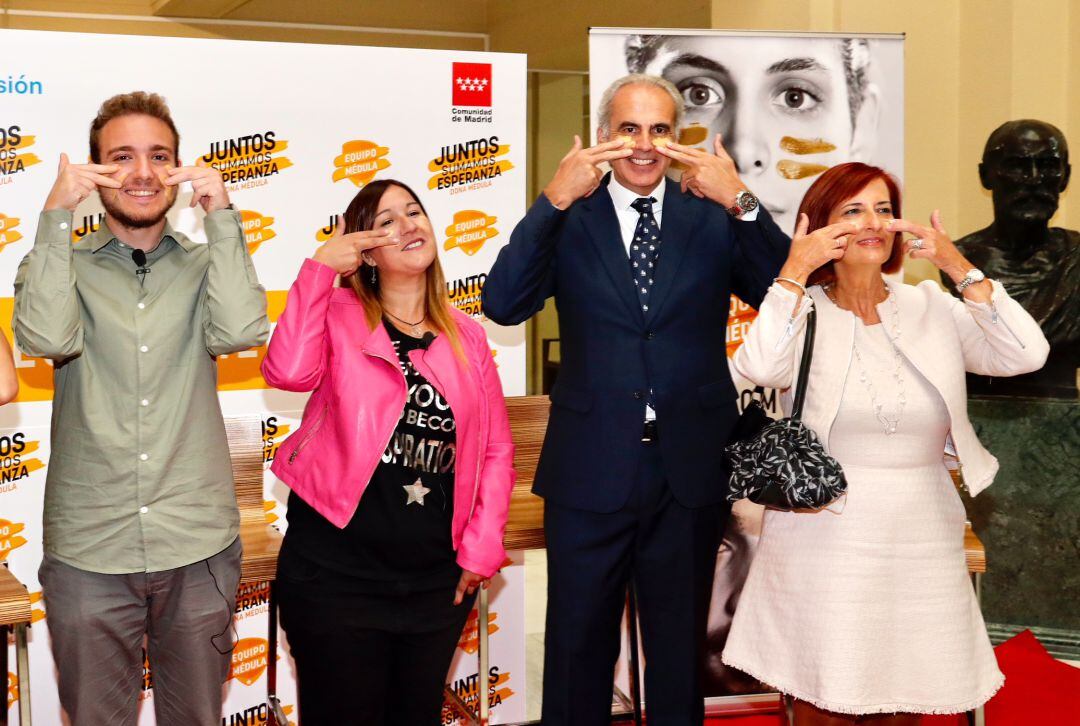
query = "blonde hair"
xmin=341 ymin=180 xmax=466 ymax=364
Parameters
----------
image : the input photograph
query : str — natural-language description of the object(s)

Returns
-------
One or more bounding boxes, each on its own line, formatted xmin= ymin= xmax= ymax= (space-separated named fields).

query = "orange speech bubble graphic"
xmin=457 ymin=609 xmax=500 ymax=654
xmin=0 ymin=519 xmax=28 ymax=562
xmin=0 ymin=214 xmax=23 ymax=253
xmin=726 ymin=295 xmax=758 ymax=358
xmin=239 ymin=210 xmax=276 ymax=255
xmin=29 ymin=590 xmax=45 ymax=624
xmin=228 ymin=637 xmax=270 ymax=686
xmin=332 ymin=141 xmax=391 ymax=187
xmin=444 ymin=211 xmax=498 ymax=256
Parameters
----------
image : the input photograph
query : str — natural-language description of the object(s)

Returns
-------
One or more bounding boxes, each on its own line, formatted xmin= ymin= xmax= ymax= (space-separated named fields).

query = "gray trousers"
xmin=39 ymin=537 xmax=242 ymax=726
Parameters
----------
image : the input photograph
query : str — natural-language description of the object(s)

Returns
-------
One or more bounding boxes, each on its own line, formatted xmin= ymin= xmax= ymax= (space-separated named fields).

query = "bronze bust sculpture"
xmin=950 ymin=120 xmax=1078 ymax=398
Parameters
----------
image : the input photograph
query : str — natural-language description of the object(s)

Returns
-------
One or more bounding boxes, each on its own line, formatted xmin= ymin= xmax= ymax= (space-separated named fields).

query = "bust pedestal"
xmin=962 ymin=395 xmax=1080 ymax=657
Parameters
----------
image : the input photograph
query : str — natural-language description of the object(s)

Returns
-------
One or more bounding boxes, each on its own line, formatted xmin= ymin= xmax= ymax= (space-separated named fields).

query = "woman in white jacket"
xmin=722 ymin=162 xmax=1049 ymax=725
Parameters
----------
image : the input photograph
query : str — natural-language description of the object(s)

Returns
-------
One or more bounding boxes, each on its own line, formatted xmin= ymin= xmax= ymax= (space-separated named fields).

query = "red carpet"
xmin=701 ymin=718 xmax=965 ymax=725
xmin=985 ymin=629 xmax=1080 ymax=724
xmin=699 ymin=631 xmax=1080 ymax=725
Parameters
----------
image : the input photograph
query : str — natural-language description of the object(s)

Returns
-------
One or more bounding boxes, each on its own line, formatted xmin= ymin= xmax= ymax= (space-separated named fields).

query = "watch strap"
xmin=956 ymin=269 xmax=984 ymax=292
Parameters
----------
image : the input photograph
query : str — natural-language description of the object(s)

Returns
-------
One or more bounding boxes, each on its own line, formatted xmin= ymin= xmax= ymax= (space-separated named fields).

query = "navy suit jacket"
xmin=482 ymin=177 xmax=790 ymax=512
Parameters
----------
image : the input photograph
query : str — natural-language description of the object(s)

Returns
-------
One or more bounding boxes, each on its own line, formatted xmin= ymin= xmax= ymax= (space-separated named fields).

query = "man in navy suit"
xmin=482 ymin=74 xmax=790 ymax=724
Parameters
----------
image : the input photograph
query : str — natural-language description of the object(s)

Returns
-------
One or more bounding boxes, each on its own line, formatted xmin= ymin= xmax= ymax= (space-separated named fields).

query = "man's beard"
xmin=1002 ymin=190 xmax=1058 ymax=225
xmin=101 ymin=188 xmax=176 ymax=230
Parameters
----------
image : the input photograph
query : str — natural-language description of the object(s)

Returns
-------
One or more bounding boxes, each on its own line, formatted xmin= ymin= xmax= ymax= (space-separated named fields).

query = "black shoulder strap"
xmin=790 ymin=305 xmax=816 ymax=421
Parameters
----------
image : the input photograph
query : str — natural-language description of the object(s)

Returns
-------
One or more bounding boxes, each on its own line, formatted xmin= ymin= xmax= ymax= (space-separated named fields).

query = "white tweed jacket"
xmin=733 ymin=279 xmax=1050 ymax=496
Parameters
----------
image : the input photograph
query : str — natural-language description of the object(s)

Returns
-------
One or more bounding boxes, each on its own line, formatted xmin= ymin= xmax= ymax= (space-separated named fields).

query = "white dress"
xmin=722 ymin=319 xmax=1005 ymax=715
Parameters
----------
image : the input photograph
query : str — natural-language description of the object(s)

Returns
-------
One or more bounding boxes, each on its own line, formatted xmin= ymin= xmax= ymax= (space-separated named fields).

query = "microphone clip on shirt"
xmin=131 ymin=249 xmax=151 ymax=278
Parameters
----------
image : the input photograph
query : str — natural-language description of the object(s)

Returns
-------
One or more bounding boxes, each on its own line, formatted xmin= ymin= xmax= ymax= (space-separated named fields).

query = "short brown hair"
xmin=799 ymin=162 xmax=905 ymax=286
xmin=89 ymin=91 xmax=180 ymax=163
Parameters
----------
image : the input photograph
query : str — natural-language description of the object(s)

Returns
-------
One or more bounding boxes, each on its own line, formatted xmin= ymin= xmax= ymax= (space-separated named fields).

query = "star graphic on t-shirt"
xmin=403 ymin=478 xmax=431 ymax=506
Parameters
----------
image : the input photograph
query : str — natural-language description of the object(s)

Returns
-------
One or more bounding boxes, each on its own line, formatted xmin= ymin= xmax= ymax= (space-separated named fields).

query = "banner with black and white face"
xmin=0 ymin=28 xmax=526 ymax=725
xmin=590 ymin=27 xmax=904 ymax=702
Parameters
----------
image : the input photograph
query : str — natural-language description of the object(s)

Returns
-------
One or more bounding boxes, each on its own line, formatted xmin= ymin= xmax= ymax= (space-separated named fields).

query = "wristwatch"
xmin=956 ymin=268 xmax=986 ymax=293
xmin=728 ymin=189 xmax=759 ymax=218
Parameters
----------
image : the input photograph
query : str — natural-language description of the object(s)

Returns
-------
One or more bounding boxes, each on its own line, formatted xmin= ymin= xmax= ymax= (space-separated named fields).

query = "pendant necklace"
xmin=384 ymin=308 xmax=427 ymax=337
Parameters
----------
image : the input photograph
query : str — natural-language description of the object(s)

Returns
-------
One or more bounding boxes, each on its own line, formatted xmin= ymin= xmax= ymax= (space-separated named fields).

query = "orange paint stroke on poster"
xmin=0 ymin=214 xmax=23 ymax=252
xmin=777 ymin=159 xmax=829 ymax=180
xmin=332 ymin=140 xmax=391 ymax=187
xmin=0 ymin=519 xmax=28 ymax=562
xmin=457 ymin=609 xmax=500 ymax=654
xmin=779 ymin=136 xmax=837 ymax=155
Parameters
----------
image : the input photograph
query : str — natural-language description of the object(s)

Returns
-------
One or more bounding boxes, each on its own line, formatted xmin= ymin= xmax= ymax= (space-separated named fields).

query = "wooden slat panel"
xmin=504 ymin=396 xmax=548 ymax=551
xmin=0 ymin=566 xmax=32 ymax=626
xmin=225 ymin=416 xmax=283 ymax=585
xmin=964 ymin=523 xmax=987 ymax=574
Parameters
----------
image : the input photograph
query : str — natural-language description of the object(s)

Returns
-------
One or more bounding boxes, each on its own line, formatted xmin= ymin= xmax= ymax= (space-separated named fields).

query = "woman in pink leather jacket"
xmin=262 ymin=179 xmax=515 ymax=725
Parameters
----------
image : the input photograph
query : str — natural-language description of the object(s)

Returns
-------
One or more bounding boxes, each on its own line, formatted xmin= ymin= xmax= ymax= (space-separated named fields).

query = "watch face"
xmin=737 ymin=191 xmax=759 ymax=213
xmin=969 ymin=269 xmax=986 ymax=282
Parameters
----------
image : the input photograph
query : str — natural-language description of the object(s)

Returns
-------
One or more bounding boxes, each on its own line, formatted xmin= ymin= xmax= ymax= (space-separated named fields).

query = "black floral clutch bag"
xmin=725 ymin=306 xmax=847 ymax=510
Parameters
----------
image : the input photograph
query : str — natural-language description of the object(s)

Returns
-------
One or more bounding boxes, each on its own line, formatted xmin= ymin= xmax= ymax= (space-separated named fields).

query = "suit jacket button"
xmin=633 ymin=390 xmax=643 ymax=400
xmin=645 ymin=331 xmax=655 ymax=340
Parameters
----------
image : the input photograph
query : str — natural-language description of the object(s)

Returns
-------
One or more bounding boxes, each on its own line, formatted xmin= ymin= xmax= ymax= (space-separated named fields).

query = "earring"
xmin=370 ymin=265 xmax=377 ymax=286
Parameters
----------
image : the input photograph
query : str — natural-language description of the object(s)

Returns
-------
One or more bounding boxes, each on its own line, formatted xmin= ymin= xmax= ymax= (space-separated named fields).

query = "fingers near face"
xmin=96 ymin=114 xmax=179 ymax=227
xmin=362 ymin=185 xmax=437 ymax=278
xmin=605 ymin=83 xmax=677 ymax=195
xmin=826 ymin=178 xmax=895 ymax=269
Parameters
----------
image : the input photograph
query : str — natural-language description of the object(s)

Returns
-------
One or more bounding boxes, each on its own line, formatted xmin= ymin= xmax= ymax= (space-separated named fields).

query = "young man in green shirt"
xmin=13 ymin=91 xmax=269 ymax=726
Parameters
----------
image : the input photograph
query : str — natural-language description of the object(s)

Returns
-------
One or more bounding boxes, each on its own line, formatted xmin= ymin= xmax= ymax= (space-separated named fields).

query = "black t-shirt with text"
xmin=284 ymin=321 xmax=459 ymax=591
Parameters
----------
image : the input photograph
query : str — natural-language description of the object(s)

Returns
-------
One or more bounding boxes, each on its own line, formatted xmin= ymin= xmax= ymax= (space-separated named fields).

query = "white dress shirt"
xmin=606 ymin=175 xmax=758 ymax=421
xmin=607 ymin=174 xmax=758 ymax=255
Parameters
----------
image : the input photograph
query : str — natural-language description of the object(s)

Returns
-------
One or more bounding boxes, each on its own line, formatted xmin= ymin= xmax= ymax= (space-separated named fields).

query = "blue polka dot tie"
xmin=629 ymin=196 xmax=660 ymax=313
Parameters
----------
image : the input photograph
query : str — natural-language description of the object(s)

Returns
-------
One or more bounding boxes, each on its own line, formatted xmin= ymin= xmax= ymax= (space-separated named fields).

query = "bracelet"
xmin=773 ymin=277 xmax=808 ymax=294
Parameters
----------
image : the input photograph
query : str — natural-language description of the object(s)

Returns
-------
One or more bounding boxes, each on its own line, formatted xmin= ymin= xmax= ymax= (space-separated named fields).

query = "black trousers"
xmin=541 ymin=443 xmax=724 ymax=726
xmin=276 ymin=546 xmax=474 ymax=725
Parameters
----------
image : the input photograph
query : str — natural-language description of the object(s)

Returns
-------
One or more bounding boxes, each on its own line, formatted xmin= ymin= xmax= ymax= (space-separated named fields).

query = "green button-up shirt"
xmin=13 ymin=208 xmax=269 ymax=574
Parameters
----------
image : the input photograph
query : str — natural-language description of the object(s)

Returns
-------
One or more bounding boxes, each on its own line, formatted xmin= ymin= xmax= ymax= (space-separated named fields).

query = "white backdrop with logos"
xmin=1 ymin=28 xmax=527 ymax=725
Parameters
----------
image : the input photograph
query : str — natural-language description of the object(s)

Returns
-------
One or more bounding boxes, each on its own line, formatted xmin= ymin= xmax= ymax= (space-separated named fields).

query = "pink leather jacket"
xmin=262 ymin=258 xmax=515 ymax=578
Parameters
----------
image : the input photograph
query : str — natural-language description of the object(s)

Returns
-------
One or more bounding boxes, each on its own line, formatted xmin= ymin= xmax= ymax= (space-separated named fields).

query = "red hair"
xmin=798 ymin=162 xmax=905 ymax=286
